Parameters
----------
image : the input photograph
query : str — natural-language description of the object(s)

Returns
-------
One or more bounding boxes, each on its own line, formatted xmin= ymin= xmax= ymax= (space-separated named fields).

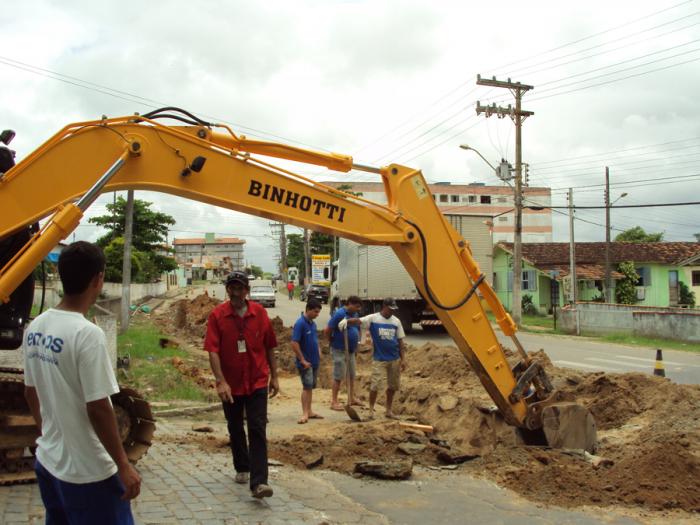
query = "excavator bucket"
xmin=541 ymin=402 xmax=597 ymax=453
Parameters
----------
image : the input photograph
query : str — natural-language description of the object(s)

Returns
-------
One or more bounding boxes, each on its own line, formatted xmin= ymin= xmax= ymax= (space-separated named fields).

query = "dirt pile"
xmin=269 ymin=420 xmax=444 ymax=473
xmin=156 ymin=292 xmax=222 ymax=345
xmin=271 ymin=329 xmax=700 ymax=513
xmin=171 ymin=356 xmax=216 ymax=390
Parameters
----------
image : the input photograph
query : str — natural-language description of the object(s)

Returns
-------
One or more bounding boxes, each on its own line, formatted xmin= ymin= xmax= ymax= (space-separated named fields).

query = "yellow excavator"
xmin=0 ymin=107 xmax=596 ymax=484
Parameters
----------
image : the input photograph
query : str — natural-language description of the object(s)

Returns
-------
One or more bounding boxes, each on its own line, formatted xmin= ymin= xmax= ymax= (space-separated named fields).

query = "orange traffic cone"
xmin=653 ymin=349 xmax=665 ymax=377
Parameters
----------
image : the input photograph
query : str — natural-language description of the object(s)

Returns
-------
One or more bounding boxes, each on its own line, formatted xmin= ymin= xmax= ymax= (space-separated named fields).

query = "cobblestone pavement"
xmin=0 ymin=420 xmax=388 ymax=525
xmin=1 ymin=420 xmax=684 ymax=524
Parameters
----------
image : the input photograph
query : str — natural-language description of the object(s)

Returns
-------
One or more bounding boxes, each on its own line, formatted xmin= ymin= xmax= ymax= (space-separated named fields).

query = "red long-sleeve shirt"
xmin=204 ymin=300 xmax=277 ymax=395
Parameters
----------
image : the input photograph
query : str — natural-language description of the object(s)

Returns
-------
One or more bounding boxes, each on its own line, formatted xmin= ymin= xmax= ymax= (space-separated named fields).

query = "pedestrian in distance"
xmin=345 ymin=298 xmax=406 ymax=420
xmin=205 ymin=271 xmax=280 ymax=499
xmin=23 ymin=241 xmax=140 ymax=525
xmin=325 ymin=295 xmax=364 ymax=411
xmin=287 ymin=280 xmax=295 ymax=300
xmin=291 ymin=298 xmax=324 ymax=424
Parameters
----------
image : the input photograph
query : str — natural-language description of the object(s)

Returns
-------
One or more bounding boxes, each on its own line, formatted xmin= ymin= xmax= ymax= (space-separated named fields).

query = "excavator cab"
xmin=0 ymin=130 xmax=34 ymax=351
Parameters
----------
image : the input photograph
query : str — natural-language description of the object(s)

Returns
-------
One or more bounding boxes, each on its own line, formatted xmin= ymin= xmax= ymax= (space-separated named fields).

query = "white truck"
xmin=331 ymin=214 xmax=493 ymax=332
xmin=249 ymin=279 xmax=276 ymax=307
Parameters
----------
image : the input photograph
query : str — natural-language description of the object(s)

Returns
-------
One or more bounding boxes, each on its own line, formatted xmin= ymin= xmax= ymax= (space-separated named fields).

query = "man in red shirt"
xmin=205 ymin=271 xmax=279 ymax=499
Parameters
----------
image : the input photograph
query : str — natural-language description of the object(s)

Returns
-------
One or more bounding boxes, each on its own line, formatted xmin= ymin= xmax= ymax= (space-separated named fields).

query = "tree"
xmin=615 ymin=226 xmax=663 ymax=243
xmin=615 ymin=261 xmax=639 ymax=304
xmin=248 ymin=265 xmax=264 ymax=279
xmin=679 ymin=281 xmax=696 ymax=308
xmin=90 ymin=196 xmax=176 ymax=250
xmin=286 ymin=233 xmax=305 ymax=276
xmin=89 ymin=196 xmax=177 ymax=282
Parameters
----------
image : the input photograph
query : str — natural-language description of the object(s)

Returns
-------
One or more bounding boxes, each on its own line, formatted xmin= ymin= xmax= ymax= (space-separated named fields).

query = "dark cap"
xmin=382 ymin=297 xmax=399 ymax=310
xmin=224 ymin=271 xmax=249 ymax=288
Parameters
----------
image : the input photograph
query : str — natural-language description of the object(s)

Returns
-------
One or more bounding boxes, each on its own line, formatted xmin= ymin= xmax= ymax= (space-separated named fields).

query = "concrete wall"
xmin=101 ymin=281 xmax=168 ymax=303
xmin=558 ymin=303 xmax=635 ymax=335
xmin=92 ymin=304 xmax=118 ymax=368
xmin=633 ymin=310 xmax=700 ymax=343
xmin=33 ymin=281 xmax=62 ymax=310
xmin=558 ymin=302 xmax=698 ymax=342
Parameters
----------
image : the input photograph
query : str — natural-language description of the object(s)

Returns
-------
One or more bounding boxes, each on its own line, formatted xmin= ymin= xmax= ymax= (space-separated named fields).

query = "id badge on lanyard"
xmin=235 ymin=316 xmax=247 ymax=353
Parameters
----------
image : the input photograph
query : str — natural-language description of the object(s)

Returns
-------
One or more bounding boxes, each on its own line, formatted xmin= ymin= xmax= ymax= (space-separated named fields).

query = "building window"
xmin=451 ymin=195 xmax=460 ymax=203
xmin=439 ymin=194 xmax=448 ymax=203
xmin=498 ymin=197 xmax=507 ymax=203
xmin=498 ymin=216 xmax=508 ymax=222
xmin=507 ymin=270 xmax=537 ymax=291
xmin=522 ymin=270 xmax=537 ymax=291
xmin=480 ymin=195 xmax=491 ymax=204
xmin=432 ymin=194 xmax=436 ymax=200
xmin=693 ymin=270 xmax=700 ymax=286
xmin=636 ymin=266 xmax=651 ymax=287
xmin=468 ymin=195 xmax=477 ymax=203
xmin=493 ymin=273 xmax=499 ymax=290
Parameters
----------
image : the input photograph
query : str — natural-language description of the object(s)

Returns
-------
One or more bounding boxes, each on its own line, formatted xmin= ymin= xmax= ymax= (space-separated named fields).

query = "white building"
xmin=323 ymin=181 xmax=552 ymax=243
xmin=173 ymin=233 xmax=246 ymax=273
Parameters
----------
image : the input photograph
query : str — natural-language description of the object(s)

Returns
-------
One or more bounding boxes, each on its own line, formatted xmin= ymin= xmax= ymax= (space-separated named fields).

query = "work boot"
xmin=252 ymin=484 xmax=273 ymax=499
xmin=235 ymin=472 xmax=249 ymax=484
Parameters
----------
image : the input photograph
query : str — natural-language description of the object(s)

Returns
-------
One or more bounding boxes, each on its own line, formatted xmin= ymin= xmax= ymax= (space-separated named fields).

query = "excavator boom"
xmin=0 ymin=110 xmax=596 ymax=452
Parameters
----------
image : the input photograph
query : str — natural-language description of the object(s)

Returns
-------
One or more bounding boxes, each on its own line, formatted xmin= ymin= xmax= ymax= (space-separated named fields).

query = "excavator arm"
xmin=0 ymin=109 xmax=595 ymax=450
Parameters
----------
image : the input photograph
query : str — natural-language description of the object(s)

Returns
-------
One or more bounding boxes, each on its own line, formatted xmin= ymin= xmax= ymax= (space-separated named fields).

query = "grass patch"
xmin=599 ymin=333 xmax=700 ymax=354
xmin=125 ymin=361 xmax=210 ymax=402
xmin=118 ymin=320 xmax=212 ymax=402
xmin=118 ymin=322 xmax=187 ymax=360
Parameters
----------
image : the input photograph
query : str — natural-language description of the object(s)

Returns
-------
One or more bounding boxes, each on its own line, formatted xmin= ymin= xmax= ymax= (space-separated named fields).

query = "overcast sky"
xmin=3 ymin=0 xmax=699 ymax=271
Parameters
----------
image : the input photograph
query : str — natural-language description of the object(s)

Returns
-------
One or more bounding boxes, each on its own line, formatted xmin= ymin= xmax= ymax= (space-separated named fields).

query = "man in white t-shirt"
xmin=23 ymin=241 xmax=140 ymax=524
xmin=345 ymin=297 xmax=406 ymax=419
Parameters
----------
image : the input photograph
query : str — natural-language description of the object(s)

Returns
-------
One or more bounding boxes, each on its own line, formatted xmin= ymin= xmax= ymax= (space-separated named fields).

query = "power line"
xmin=531 ymin=137 xmax=700 ymax=166
xmin=494 ymin=0 xmax=695 ymax=75
xmin=502 ymin=9 xmax=700 ymax=79
xmin=0 ymin=56 xmax=330 ymax=151
xmin=527 ymin=54 xmax=700 ymax=103
xmin=541 ymin=200 xmax=700 ymax=210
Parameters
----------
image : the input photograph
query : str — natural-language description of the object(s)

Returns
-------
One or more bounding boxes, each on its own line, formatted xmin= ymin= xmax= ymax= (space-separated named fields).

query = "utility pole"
xmin=604 ymin=167 xmax=612 ymax=303
xmin=269 ymin=221 xmax=288 ymax=284
xmin=279 ymin=223 xmax=287 ymax=280
xmin=476 ymin=75 xmax=533 ymax=325
xmin=120 ymin=189 xmax=135 ymax=334
xmin=303 ymin=228 xmax=311 ymax=286
xmin=568 ymin=188 xmax=577 ymax=305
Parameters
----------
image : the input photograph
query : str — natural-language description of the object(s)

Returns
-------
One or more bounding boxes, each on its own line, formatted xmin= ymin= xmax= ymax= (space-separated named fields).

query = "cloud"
xmin=2 ymin=0 xmax=699 ymax=275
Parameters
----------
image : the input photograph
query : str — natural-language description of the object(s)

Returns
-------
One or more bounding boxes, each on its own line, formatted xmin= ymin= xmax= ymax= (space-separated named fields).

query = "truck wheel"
xmin=396 ymin=307 xmax=413 ymax=334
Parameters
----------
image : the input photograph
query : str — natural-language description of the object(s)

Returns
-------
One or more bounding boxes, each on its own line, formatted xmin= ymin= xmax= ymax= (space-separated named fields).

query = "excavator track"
xmin=0 ymin=368 xmax=38 ymax=485
xmin=0 ymin=367 xmax=156 ymax=485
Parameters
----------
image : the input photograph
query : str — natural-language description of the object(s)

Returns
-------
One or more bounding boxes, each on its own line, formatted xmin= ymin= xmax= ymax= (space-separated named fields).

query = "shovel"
xmin=343 ymin=326 xmax=362 ymax=422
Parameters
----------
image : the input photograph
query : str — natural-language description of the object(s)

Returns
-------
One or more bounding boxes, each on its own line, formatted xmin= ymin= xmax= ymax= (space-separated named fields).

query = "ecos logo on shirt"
xmin=26 ymin=332 xmax=64 ymax=353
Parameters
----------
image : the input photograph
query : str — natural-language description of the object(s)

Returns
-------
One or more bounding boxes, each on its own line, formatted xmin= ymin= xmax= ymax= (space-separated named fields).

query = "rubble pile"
xmin=271 ymin=327 xmax=700 ymax=512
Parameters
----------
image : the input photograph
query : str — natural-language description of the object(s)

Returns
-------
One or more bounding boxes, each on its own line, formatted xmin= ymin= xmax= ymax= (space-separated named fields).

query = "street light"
xmin=605 ymin=191 xmax=629 ymax=302
xmin=459 ymin=144 xmax=498 ymax=174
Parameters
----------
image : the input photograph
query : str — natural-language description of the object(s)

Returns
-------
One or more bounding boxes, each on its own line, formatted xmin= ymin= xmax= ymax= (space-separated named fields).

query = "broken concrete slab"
xmin=436 ymin=449 xmax=480 ymax=464
xmin=397 ymin=442 xmax=426 ymax=455
xmin=354 ymin=459 xmax=413 ymax=480
xmin=438 ymin=395 xmax=459 ymax=411
xmin=303 ymin=453 xmax=324 ymax=469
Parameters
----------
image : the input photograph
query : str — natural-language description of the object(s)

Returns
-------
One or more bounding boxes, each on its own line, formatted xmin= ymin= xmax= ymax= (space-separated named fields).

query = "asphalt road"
xmin=204 ymin=284 xmax=700 ymax=385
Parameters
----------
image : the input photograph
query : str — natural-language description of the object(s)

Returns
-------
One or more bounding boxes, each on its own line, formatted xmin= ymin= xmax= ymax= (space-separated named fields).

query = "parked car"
xmin=249 ymin=285 xmax=276 ymax=308
xmin=300 ymin=284 xmax=330 ymax=304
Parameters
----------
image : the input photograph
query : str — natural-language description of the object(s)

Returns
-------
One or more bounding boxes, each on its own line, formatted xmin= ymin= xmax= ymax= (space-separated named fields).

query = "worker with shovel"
xmin=325 ymin=295 xmax=364 ymax=411
xmin=344 ymin=298 xmax=406 ymax=420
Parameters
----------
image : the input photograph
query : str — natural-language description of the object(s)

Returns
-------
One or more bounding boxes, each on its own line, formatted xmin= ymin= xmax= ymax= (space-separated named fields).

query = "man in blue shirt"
xmin=291 ymin=299 xmax=323 ymax=424
xmin=325 ymin=296 xmax=363 ymax=411
xmin=350 ymin=298 xmax=406 ymax=419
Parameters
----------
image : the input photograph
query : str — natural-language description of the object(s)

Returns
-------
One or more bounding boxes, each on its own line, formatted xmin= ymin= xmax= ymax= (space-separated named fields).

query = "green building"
xmin=493 ymin=242 xmax=700 ymax=314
